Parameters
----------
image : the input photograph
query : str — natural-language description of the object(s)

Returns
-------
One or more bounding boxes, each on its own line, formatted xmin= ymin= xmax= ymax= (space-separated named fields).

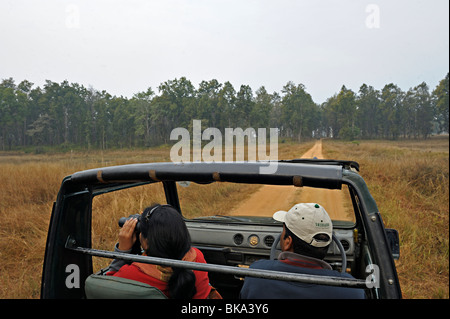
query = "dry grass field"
xmin=0 ymin=137 xmax=448 ymax=299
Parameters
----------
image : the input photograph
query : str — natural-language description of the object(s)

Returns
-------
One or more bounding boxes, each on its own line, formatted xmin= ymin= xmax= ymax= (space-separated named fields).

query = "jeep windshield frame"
xmin=71 ymin=161 xmax=344 ymax=190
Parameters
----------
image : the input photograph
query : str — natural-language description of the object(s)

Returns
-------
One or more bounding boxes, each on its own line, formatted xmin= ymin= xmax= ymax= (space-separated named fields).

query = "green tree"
xmin=26 ymin=86 xmax=48 ymax=146
xmin=196 ymin=79 xmax=222 ymax=128
xmin=432 ymin=73 xmax=449 ymax=133
xmin=26 ymin=114 xmax=55 ymax=146
xmin=335 ymin=85 xmax=359 ymax=140
xmin=379 ymin=84 xmax=403 ymax=139
xmin=131 ymin=87 xmax=155 ymax=146
xmin=153 ymin=77 xmax=196 ymax=143
xmin=269 ymin=91 xmax=282 ymax=130
xmin=0 ymin=78 xmax=18 ymax=149
xmin=321 ymin=94 xmax=339 ymax=138
xmin=401 ymin=89 xmax=418 ymax=138
xmin=412 ymin=82 xmax=433 ymax=139
xmin=217 ymin=81 xmax=236 ymax=129
xmin=84 ymin=89 xmax=114 ymax=149
xmin=251 ymin=86 xmax=273 ymax=130
xmin=111 ymin=96 xmax=135 ymax=147
xmin=281 ymin=82 xmax=318 ymax=142
xmin=357 ymin=84 xmax=380 ymax=139
xmin=235 ymin=85 xmax=254 ymax=127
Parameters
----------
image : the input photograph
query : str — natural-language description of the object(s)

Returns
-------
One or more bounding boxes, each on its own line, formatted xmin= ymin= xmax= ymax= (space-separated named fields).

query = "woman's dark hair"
xmin=283 ymin=224 xmax=330 ymax=260
xmin=140 ymin=204 xmax=196 ymax=299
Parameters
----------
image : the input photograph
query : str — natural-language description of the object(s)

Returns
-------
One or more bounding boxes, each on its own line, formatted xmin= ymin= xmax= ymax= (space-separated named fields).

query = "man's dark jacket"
xmin=240 ymin=252 xmax=366 ymax=299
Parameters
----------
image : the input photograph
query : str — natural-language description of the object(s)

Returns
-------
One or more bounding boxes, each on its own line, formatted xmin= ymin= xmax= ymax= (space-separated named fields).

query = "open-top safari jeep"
xmin=41 ymin=159 xmax=401 ymax=299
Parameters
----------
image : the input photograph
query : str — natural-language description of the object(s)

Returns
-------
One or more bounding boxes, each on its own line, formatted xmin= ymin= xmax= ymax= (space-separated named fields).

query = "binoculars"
xmin=118 ymin=214 xmax=142 ymax=234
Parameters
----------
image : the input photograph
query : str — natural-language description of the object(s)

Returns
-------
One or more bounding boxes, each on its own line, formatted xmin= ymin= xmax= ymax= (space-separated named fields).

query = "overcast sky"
xmin=0 ymin=0 xmax=448 ymax=104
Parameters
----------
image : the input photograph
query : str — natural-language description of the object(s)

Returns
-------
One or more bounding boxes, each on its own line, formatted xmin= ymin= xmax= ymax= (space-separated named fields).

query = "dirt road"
xmin=230 ymin=140 xmax=352 ymax=221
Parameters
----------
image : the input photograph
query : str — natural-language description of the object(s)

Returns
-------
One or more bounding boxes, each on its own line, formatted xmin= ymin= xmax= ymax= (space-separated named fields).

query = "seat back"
xmin=85 ymin=275 xmax=167 ymax=299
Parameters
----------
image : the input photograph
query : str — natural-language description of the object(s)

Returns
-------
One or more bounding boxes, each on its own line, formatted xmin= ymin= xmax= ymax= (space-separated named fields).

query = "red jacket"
xmin=107 ymin=247 xmax=219 ymax=299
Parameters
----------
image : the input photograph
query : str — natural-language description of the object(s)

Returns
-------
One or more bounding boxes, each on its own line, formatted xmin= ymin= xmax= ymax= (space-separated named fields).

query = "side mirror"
xmin=385 ymin=228 xmax=400 ymax=260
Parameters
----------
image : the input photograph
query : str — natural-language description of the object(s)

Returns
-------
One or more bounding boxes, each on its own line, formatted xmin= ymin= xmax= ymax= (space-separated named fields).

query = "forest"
xmin=0 ymin=73 xmax=448 ymax=151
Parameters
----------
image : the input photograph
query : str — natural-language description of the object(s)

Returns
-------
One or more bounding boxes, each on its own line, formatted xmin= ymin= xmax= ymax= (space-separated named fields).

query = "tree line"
xmin=0 ymin=73 xmax=448 ymax=151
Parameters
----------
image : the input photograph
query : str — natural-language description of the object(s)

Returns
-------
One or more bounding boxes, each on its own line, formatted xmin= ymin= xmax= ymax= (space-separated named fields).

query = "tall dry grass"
xmin=323 ymin=136 xmax=449 ymax=299
xmin=0 ymin=161 xmax=71 ymax=298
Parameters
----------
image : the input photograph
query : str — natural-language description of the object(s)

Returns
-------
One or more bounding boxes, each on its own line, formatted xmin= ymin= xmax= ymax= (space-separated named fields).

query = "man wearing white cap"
xmin=240 ymin=203 xmax=365 ymax=299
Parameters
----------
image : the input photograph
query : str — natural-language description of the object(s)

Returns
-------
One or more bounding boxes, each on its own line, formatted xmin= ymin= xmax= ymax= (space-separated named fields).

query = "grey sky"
xmin=0 ymin=0 xmax=448 ymax=104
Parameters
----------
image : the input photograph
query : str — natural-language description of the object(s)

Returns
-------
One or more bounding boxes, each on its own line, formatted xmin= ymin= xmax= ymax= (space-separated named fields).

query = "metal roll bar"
xmin=66 ymin=240 xmax=367 ymax=289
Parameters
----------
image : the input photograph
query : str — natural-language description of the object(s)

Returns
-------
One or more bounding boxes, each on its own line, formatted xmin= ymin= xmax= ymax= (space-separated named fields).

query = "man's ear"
xmin=282 ymin=234 xmax=294 ymax=252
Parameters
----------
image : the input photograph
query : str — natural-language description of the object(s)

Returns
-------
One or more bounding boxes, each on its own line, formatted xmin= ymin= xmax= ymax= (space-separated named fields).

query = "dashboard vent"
xmin=233 ymin=234 xmax=244 ymax=245
xmin=264 ymin=235 xmax=275 ymax=247
xmin=340 ymin=239 xmax=350 ymax=251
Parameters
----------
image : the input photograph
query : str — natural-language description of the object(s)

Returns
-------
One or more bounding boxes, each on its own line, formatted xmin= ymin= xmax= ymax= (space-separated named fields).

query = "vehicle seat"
xmin=84 ymin=274 xmax=167 ymax=299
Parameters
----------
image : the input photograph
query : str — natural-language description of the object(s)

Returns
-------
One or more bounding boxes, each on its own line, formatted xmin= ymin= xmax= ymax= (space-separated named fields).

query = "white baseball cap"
xmin=273 ymin=203 xmax=333 ymax=248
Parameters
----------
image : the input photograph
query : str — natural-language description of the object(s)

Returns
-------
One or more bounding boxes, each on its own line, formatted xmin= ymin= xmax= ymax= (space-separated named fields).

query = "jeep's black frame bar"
xmin=65 ymin=241 xmax=368 ymax=288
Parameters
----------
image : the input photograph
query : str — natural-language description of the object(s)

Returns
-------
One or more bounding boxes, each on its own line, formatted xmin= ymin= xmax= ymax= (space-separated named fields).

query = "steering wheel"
xmin=270 ymin=233 xmax=347 ymax=273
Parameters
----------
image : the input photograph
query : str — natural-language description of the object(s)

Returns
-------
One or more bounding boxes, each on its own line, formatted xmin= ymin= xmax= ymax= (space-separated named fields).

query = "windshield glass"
xmin=90 ymin=179 xmax=355 ymax=272
xmin=177 ymin=181 xmax=356 ymax=223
